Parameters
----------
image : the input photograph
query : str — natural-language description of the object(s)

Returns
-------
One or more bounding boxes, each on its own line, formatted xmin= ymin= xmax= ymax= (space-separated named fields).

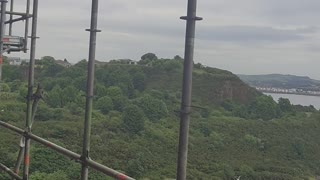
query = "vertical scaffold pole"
xmin=23 ymin=0 xmax=38 ymax=179
xmin=176 ymin=0 xmax=202 ymax=179
xmin=24 ymin=0 xmax=30 ymax=53
xmin=81 ymin=0 xmax=100 ymax=179
xmin=0 ymin=0 xmax=7 ymax=82
xmin=8 ymin=0 xmax=13 ymax=35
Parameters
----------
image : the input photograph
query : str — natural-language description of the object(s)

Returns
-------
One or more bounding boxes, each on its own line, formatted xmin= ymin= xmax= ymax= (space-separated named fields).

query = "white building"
xmin=8 ymin=57 xmax=21 ymax=65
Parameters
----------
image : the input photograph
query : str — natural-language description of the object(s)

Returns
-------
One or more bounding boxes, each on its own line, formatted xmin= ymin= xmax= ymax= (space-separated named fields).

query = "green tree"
xmin=194 ymin=62 xmax=203 ymax=69
xmin=62 ymin=86 xmax=80 ymax=104
xmin=95 ymin=84 xmax=108 ymax=98
xmin=232 ymin=105 xmax=249 ymax=118
xmin=41 ymin=77 xmax=56 ymax=91
xmin=141 ymin=53 xmax=157 ymax=61
xmin=239 ymin=165 xmax=254 ymax=178
xmin=132 ymin=72 xmax=145 ymax=91
xmin=162 ymin=60 xmax=183 ymax=72
xmin=123 ymin=104 xmax=145 ymax=134
xmin=74 ymin=59 xmax=88 ymax=69
xmin=139 ymin=53 xmax=158 ymax=65
xmin=18 ymin=85 xmax=28 ymax=101
xmin=0 ymin=83 xmax=10 ymax=92
xmin=43 ymin=63 xmax=65 ymax=77
xmin=96 ymin=96 xmax=113 ymax=114
xmin=55 ymin=77 xmax=73 ymax=89
xmin=30 ymin=147 xmax=73 ymax=174
xmin=249 ymin=95 xmax=279 ymax=120
xmin=47 ymin=85 xmax=63 ymax=108
xmin=3 ymin=56 xmax=8 ymax=64
xmin=174 ymin=55 xmax=183 ymax=60
xmin=135 ymin=94 xmax=168 ymax=122
xmin=2 ymin=65 xmax=23 ymax=81
xmin=58 ymin=67 xmax=86 ymax=79
xmin=8 ymin=80 xmax=23 ymax=92
xmin=106 ymin=86 xmax=123 ymax=98
xmin=126 ymin=152 xmax=147 ymax=178
xmin=278 ymin=98 xmax=293 ymax=113
xmin=30 ymin=171 xmax=69 ymax=180
xmin=41 ymin=56 xmax=55 ymax=63
xmin=112 ymin=96 xmax=128 ymax=112
xmin=73 ymin=76 xmax=87 ymax=91
xmin=292 ymin=138 xmax=305 ymax=158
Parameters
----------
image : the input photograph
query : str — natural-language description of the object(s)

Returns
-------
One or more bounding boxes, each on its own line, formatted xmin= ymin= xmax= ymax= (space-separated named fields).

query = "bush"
xmin=249 ymin=95 xmax=280 ymax=120
xmin=122 ymin=104 xmax=145 ymax=134
xmin=135 ymin=95 xmax=168 ymax=122
xmin=0 ymin=83 xmax=10 ymax=92
xmin=95 ymin=96 xmax=113 ymax=114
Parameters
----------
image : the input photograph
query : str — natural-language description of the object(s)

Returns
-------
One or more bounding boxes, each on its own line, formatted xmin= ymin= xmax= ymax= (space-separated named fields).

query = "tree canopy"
xmin=0 ymin=54 xmax=319 ymax=179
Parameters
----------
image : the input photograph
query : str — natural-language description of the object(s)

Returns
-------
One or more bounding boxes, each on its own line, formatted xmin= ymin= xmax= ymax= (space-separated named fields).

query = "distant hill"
xmin=2 ymin=59 xmax=260 ymax=106
xmin=237 ymin=74 xmax=320 ymax=91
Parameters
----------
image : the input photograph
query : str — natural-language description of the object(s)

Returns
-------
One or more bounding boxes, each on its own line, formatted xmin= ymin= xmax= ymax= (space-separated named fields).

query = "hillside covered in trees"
xmin=0 ymin=54 xmax=320 ymax=179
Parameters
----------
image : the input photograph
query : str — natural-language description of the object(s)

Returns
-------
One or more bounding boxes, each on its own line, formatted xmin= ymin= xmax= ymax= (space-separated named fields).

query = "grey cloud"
xmin=6 ymin=0 xmax=320 ymax=79
xmin=255 ymin=0 xmax=320 ymax=25
xmin=198 ymin=25 xmax=318 ymax=44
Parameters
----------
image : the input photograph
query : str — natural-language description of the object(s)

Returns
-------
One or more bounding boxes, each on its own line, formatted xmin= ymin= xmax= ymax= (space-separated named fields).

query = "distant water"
xmin=264 ymin=93 xmax=320 ymax=110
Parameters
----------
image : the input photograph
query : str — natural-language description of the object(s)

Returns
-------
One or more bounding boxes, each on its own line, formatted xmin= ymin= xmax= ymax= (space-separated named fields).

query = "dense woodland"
xmin=0 ymin=54 xmax=320 ymax=179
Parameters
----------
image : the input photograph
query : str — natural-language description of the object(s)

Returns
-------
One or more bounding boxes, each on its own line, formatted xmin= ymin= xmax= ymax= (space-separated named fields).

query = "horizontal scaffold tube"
xmin=0 ymin=163 xmax=22 ymax=180
xmin=0 ymin=11 xmax=31 ymax=16
xmin=0 ymin=121 xmax=135 ymax=180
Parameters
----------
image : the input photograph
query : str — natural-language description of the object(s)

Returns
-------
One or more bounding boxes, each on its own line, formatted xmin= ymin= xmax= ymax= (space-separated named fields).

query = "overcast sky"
xmin=7 ymin=0 xmax=320 ymax=79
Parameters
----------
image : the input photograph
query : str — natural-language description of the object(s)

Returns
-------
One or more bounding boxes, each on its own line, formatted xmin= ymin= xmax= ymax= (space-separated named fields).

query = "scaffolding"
xmin=0 ymin=0 xmax=134 ymax=179
xmin=0 ymin=0 xmax=201 ymax=179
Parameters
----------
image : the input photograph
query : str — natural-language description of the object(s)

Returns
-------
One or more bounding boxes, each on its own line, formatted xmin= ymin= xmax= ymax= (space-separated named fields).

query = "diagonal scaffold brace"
xmin=13 ymin=84 xmax=43 ymax=179
xmin=0 ymin=163 xmax=22 ymax=180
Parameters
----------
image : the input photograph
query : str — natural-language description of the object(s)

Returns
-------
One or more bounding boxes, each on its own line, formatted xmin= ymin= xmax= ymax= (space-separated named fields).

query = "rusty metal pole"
xmin=81 ymin=0 xmax=100 ymax=179
xmin=14 ymin=85 xmax=43 ymax=179
xmin=13 ymin=143 xmax=25 ymax=176
xmin=176 ymin=0 xmax=202 ymax=179
xmin=23 ymin=0 xmax=38 ymax=179
xmin=0 ymin=0 xmax=7 ymax=82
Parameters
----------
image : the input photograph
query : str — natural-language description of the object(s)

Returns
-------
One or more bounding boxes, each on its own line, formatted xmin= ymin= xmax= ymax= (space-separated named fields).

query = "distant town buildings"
xmin=109 ymin=59 xmax=138 ymax=65
xmin=255 ymin=86 xmax=320 ymax=96
xmin=7 ymin=57 xmax=24 ymax=65
xmin=6 ymin=56 xmax=141 ymax=69
xmin=55 ymin=59 xmax=72 ymax=68
xmin=94 ymin=60 xmax=108 ymax=66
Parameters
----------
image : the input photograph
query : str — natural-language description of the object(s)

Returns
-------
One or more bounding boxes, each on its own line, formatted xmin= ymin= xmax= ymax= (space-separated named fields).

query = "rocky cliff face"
xmin=146 ymin=67 xmax=260 ymax=106
xmin=219 ymin=80 xmax=260 ymax=104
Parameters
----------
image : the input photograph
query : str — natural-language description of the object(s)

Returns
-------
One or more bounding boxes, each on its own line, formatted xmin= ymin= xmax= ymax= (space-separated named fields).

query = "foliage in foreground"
xmin=0 ymin=54 xmax=319 ymax=179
